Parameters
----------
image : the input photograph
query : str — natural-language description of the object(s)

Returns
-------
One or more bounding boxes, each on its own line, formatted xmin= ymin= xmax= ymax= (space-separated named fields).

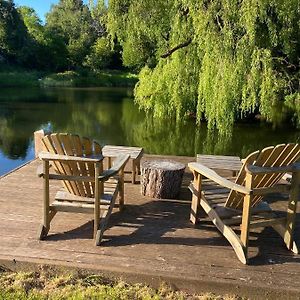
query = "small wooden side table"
xmin=196 ymin=154 xmax=242 ymax=176
xmin=102 ymin=145 xmax=144 ymax=184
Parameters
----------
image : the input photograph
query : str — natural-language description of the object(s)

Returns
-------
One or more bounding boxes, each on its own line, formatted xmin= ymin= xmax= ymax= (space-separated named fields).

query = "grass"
xmin=40 ymin=70 xmax=138 ymax=88
xmin=0 ymin=68 xmax=138 ymax=88
xmin=0 ymin=268 xmax=242 ymax=300
xmin=0 ymin=70 xmax=42 ymax=87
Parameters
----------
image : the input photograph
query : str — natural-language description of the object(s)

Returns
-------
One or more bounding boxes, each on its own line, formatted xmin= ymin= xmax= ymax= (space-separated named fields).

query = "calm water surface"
xmin=0 ymin=87 xmax=299 ymax=176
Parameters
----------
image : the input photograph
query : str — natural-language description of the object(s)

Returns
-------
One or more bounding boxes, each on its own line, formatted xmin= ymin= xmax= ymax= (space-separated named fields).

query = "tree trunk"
xmin=141 ymin=160 xmax=185 ymax=199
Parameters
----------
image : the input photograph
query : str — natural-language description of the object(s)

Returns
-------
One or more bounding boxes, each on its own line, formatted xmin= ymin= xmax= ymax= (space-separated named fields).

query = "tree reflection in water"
xmin=0 ymin=87 xmax=299 ymax=175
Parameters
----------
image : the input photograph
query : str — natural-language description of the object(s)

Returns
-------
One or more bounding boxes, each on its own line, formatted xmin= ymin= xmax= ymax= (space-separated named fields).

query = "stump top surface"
xmin=141 ymin=160 xmax=185 ymax=171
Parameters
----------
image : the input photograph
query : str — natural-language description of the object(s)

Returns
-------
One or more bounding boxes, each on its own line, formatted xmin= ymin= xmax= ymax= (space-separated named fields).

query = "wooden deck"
xmin=1 ymin=154 xmax=300 ymax=299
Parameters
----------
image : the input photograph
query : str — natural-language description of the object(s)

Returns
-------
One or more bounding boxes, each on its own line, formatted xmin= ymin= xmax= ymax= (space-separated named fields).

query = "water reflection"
xmin=0 ymin=87 xmax=299 ymax=176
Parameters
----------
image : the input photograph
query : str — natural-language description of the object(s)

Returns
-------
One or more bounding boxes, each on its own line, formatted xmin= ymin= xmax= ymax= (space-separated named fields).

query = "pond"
xmin=0 ymin=87 xmax=299 ymax=176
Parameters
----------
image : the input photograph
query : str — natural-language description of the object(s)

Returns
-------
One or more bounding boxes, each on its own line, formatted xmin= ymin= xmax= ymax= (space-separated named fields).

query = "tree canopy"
xmin=0 ymin=0 xmax=115 ymax=71
xmin=0 ymin=0 xmax=29 ymax=65
xmin=45 ymin=0 xmax=94 ymax=69
xmin=0 ymin=0 xmax=299 ymax=131
xmin=107 ymin=0 xmax=300 ymax=132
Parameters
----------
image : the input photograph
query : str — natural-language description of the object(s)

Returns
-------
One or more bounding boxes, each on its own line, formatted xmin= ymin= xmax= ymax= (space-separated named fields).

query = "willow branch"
xmin=160 ymin=38 xmax=192 ymax=58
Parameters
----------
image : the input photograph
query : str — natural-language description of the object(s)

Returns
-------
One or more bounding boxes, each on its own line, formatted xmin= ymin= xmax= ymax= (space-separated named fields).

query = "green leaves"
xmin=45 ymin=0 xmax=94 ymax=69
xmin=84 ymin=37 xmax=114 ymax=71
xmin=108 ymin=0 xmax=300 ymax=132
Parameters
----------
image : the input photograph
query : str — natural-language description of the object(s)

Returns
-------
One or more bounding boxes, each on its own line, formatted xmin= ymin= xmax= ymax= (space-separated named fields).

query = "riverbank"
xmin=0 ymin=69 xmax=138 ymax=88
xmin=0 ymin=70 xmax=42 ymax=87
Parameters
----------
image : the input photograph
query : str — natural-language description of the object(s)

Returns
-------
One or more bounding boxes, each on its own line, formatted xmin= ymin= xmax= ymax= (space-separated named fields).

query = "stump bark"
xmin=141 ymin=160 xmax=185 ymax=199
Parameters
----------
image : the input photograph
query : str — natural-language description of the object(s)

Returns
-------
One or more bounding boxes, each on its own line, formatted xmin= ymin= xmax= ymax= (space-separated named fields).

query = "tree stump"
xmin=141 ymin=160 xmax=185 ymax=199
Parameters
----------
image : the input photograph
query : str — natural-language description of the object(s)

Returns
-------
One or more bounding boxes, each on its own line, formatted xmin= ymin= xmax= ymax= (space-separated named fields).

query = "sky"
xmin=14 ymin=0 xmax=89 ymax=22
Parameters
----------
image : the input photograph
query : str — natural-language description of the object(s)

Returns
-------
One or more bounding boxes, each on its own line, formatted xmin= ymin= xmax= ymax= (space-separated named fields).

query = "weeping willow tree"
xmin=107 ymin=0 xmax=300 ymax=133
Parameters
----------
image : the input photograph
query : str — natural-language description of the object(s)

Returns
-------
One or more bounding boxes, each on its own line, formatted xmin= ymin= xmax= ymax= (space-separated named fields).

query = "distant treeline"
xmin=0 ymin=0 xmax=120 ymax=72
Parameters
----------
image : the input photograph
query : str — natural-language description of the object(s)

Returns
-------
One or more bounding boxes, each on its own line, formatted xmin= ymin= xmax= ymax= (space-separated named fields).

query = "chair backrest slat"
xmin=41 ymin=133 xmax=103 ymax=197
xmin=59 ymin=133 xmax=85 ymax=197
xmin=71 ymin=134 xmax=92 ymax=197
xmin=250 ymin=144 xmax=296 ymax=206
xmin=82 ymin=137 xmax=96 ymax=193
xmin=225 ymin=143 xmax=300 ymax=209
xmin=49 ymin=133 xmax=79 ymax=195
xmin=226 ymin=151 xmax=259 ymax=209
xmin=42 ymin=134 xmax=74 ymax=194
xmin=252 ymin=144 xmax=300 ymax=206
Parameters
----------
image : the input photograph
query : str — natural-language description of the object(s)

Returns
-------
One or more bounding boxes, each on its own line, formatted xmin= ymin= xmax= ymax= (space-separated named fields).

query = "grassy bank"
xmin=0 ymin=269 xmax=240 ymax=300
xmin=40 ymin=70 xmax=138 ymax=87
xmin=0 ymin=71 xmax=43 ymax=87
xmin=0 ymin=69 xmax=137 ymax=88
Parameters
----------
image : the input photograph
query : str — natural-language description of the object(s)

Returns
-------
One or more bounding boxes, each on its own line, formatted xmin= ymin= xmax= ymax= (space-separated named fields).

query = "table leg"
xmin=132 ymin=159 xmax=136 ymax=184
xmin=136 ymin=159 xmax=141 ymax=175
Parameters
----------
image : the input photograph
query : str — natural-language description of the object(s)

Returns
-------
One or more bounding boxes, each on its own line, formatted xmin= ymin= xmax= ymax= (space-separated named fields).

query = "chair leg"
xmin=119 ymin=170 xmax=125 ymax=211
xmin=95 ymin=195 xmax=117 ymax=246
xmin=239 ymin=173 xmax=253 ymax=263
xmin=94 ymin=163 xmax=102 ymax=239
xmin=273 ymin=224 xmax=299 ymax=254
xmin=200 ymin=196 xmax=247 ymax=264
xmin=38 ymin=209 xmax=57 ymax=239
xmin=190 ymin=193 xmax=200 ymax=224
xmin=283 ymin=171 xmax=300 ymax=252
xmin=240 ymin=196 xmax=252 ymax=263
xmin=190 ymin=172 xmax=202 ymax=224
xmin=38 ymin=160 xmax=51 ymax=240
xmin=37 ymin=224 xmax=49 ymax=240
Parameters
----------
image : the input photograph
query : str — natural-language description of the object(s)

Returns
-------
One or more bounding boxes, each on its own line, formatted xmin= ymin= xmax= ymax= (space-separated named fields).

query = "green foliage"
xmin=0 ymin=70 xmax=42 ymax=87
xmin=45 ymin=0 xmax=95 ymax=69
xmin=1 ymin=0 xmax=299 ymax=131
xmin=41 ymin=70 xmax=137 ymax=87
xmin=108 ymin=0 xmax=173 ymax=70
xmin=108 ymin=0 xmax=300 ymax=133
xmin=0 ymin=0 xmax=30 ymax=65
xmin=17 ymin=6 xmax=52 ymax=70
xmin=41 ymin=70 xmax=79 ymax=87
xmin=17 ymin=6 xmax=43 ymax=41
xmin=285 ymin=92 xmax=300 ymax=128
xmin=0 ymin=0 xmax=122 ymax=72
xmin=84 ymin=37 xmax=114 ymax=71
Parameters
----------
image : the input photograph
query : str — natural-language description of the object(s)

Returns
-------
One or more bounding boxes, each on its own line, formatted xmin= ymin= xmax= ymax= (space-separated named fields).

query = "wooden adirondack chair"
xmin=189 ymin=143 xmax=300 ymax=264
xmin=37 ymin=133 xmax=129 ymax=245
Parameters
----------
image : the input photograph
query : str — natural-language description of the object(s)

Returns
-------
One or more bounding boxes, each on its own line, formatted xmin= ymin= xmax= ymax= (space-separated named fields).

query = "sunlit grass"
xmin=0 ymin=268 xmax=243 ymax=300
xmin=0 ymin=69 xmax=137 ymax=88
xmin=41 ymin=70 xmax=138 ymax=87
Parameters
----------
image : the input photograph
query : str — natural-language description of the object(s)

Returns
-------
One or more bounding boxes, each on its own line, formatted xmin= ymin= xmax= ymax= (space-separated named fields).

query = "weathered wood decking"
xmin=1 ymin=154 xmax=300 ymax=299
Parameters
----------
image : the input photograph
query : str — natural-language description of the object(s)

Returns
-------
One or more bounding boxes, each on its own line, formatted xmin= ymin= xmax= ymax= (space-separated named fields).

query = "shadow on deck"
xmin=0 ymin=155 xmax=300 ymax=299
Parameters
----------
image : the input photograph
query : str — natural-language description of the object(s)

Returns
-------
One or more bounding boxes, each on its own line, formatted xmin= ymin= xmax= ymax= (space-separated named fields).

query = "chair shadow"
xmin=46 ymin=185 xmax=228 ymax=248
xmin=47 ymin=221 xmax=94 ymax=241
xmin=45 ymin=180 xmax=300 ymax=267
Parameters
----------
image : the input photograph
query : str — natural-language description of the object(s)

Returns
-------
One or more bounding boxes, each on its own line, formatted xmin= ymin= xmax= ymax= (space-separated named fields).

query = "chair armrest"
xmin=188 ymin=162 xmax=251 ymax=195
xmin=39 ymin=152 xmax=103 ymax=163
xmin=245 ymin=163 xmax=300 ymax=175
xmin=99 ymin=154 xmax=130 ymax=182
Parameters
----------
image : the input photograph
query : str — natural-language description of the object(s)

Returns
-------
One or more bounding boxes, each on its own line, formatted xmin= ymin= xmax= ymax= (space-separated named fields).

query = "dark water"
xmin=0 ymin=87 xmax=299 ymax=176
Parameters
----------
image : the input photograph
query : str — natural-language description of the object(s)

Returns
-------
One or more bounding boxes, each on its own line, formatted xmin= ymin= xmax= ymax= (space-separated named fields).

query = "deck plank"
xmin=0 ymin=155 xmax=300 ymax=298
